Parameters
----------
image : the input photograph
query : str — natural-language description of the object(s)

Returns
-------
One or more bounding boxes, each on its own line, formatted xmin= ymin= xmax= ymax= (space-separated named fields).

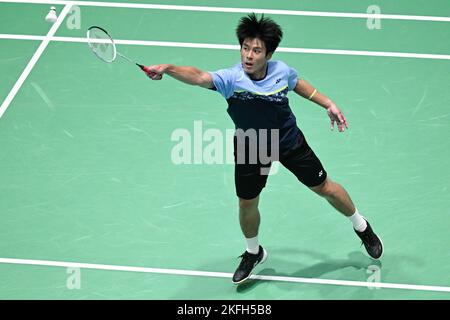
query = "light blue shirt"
xmin=209 ymin=60 xmax=298 ymax=101
xmin=209 ymin=60 xmax=303 ymax=152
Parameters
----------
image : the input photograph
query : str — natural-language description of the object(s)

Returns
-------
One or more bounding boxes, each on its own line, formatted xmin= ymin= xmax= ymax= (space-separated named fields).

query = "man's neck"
xmin=248 ymin=63 xmax=268 ymax=81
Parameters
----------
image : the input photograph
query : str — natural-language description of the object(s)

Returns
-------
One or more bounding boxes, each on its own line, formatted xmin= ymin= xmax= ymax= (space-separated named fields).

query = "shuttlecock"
xmin=45 ymin=6 xmax=58 ymax=23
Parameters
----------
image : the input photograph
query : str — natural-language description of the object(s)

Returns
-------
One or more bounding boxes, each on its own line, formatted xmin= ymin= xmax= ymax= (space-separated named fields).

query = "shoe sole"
xmin=232 ymin=248 xmax=268 ymax=285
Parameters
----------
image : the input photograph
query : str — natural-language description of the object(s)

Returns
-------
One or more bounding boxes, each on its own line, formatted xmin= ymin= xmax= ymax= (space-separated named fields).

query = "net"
xmin=87 ymin=26 xmax=116 ymax=63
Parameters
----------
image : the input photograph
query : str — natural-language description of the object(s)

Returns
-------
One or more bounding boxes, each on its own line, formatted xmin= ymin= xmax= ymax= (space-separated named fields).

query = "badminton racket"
xmin=87 ymin=26 xmax=158 ymax=78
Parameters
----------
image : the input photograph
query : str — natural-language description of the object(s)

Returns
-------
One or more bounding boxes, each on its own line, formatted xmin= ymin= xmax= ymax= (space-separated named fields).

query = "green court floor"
xmin=0 ymin=0 xmax=449 ymax=299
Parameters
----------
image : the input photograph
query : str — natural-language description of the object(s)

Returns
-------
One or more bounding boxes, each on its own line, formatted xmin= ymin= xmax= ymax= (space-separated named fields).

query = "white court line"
xmin=0 ymin=1 xmax=447 ymax=295
xmin=1 ymin=257 xmax=450 ymax=293
xmin=0 ymin=0 xmax=450 ymax=22
xmin=0 ymin=4 xmax=73 ymax=119
xmin=1 ymin=33 xmax=450 ymax=60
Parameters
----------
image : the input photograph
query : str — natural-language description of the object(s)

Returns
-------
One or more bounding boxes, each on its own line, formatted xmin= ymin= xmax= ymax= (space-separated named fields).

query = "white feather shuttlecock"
xmin=45 ymin=6 xmax=58 ymax=23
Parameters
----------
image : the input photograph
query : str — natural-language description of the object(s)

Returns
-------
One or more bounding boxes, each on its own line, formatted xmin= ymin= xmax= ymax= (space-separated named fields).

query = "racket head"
xmin=87 ymin=26 xmax=117 ymax=63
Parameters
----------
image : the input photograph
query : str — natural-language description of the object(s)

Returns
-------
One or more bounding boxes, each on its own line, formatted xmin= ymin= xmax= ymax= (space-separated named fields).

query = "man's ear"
xmin=266 ymin=52 xmax=273 ymax=60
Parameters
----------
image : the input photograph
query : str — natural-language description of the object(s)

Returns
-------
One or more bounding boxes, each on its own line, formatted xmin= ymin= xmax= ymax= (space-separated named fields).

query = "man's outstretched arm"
xmin=143 ymin=64 xmax=214 ymax=89
xmin=294 ymin=79 xmax=349 ymax=132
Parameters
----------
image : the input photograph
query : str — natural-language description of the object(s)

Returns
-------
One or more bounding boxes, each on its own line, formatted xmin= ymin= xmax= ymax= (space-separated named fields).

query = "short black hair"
xmin=236 ymin=13 xmax=283 ymax=55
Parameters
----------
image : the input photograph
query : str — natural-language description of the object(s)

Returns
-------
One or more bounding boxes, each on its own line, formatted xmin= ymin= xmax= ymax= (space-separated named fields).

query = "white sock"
xmin=245 ymin=236 xmax=260 ymax=254
xmin=348 ymin=208 xmax=367 ymax=232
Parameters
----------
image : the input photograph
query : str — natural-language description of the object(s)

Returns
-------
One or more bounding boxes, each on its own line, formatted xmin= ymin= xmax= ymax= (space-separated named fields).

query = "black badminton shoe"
xmin=232 ymin=245 xmax=268 ymax=284
xmin=355 ymin=219 xmax=383 ymax=260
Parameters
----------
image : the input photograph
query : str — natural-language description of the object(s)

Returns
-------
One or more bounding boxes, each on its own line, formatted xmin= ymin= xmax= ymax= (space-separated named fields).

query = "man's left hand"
xmin=326 ymin=104 xmax=348 ymax=132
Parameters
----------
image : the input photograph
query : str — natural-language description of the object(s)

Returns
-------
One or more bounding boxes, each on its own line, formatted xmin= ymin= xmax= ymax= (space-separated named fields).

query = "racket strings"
xmin=87 ymin=25 xmax=144 ymax=71
xmin=87 ymin=27 xmax=116 ymax=63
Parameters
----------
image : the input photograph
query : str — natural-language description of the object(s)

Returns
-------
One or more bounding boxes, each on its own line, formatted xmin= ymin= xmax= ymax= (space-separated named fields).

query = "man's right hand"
xmin=142 ymin=64 xmax=169 ymax=80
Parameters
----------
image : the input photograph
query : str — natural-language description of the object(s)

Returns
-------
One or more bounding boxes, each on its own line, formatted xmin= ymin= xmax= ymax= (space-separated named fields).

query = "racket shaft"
xmin=117 ymin=51 xmax=135 ymax=64
xmin=117 ymin=51 xmax=145 ymax=69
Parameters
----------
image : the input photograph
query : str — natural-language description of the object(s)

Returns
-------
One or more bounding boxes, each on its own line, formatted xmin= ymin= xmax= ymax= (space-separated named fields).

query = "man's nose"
xmin=246 ymin=51 xmax=254 ymax=60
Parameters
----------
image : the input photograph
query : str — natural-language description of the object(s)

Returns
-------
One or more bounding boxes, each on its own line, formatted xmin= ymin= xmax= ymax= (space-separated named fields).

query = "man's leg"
xmin=234 ymin=159 xmax=270 ymax=255
xmin=309 ymin=177 xmax=355 ymax=217
xmin=310 ymin=177 xmax=383 ymax=259
xmin=233 ymin=195 xmax=268 ymax=284
xmin=232 ymin=154 xmax=271 ymax=283
xmin=279 ymin=139 xmax=383 ymax=260
xmin=239 ymin=196 xmax=260 ymax=239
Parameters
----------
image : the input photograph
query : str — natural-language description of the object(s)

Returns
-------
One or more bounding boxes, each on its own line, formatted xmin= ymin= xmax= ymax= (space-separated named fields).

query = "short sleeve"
xmin=208 ymin=68 xmax=237 ymax=99
xmin=287 ymin=65 xmax=298 ymax=91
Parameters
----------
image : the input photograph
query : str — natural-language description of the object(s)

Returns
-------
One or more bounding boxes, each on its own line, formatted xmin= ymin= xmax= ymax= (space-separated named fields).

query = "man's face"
xmin=240 ymin=38 xmax=273 ymax=77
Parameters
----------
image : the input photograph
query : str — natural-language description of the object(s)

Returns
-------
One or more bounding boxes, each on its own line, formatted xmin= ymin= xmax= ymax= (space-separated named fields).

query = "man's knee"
xmin=310 ymin=178 xmax=335 ymax=198
xmin=239 ymin=196 xmax=259 ymax=211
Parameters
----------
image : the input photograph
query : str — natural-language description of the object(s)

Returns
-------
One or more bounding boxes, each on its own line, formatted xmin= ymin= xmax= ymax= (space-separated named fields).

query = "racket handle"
xmin=138 ymin=64 xmax=153 ymax=74
xmin=138 ymin=64 xmax=163 ymax=80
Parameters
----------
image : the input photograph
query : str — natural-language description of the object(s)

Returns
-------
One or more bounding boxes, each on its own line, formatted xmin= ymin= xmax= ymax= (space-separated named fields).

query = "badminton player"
xmin=144 ymin=13 xmax=383 ymax=284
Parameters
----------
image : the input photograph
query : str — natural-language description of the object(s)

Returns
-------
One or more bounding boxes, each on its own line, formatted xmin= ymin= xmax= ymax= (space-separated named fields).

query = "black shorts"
xmin=234 ymin=137 xmax=327 ymax=200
